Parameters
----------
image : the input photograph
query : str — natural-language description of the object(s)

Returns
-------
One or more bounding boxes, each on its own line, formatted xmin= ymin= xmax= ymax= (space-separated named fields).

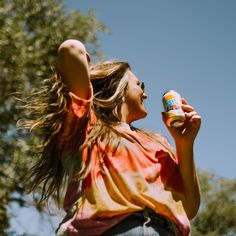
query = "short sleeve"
xmin=69 ymin=83 xmax=93 ymax=118
xmin=57 ymin=83 xmax=94 ymax=158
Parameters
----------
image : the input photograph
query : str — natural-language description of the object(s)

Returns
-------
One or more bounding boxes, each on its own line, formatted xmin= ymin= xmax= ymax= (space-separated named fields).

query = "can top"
xmin=162 ymin=89 xmax=179 ymax=97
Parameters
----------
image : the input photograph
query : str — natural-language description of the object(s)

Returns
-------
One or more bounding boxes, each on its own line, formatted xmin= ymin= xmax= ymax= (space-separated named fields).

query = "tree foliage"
xmin=1 ymin=1 xmax=236 ymax=236
xmin=191 ymin=171 xmax=236 ymax=236
xmin=0 ymin=0 xmax=107 ymax=234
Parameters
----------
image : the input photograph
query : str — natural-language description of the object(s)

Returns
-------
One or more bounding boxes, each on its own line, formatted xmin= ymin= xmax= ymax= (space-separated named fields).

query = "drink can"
xmin=162 ymin=90 xmax=185 ymax=127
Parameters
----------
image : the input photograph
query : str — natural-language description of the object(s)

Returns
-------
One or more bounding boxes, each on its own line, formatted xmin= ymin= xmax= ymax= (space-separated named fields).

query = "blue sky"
xmin=65 ymin=0 xmax=236 ymax=179
xmin=11 ymin=0 xmax=236 ymax=235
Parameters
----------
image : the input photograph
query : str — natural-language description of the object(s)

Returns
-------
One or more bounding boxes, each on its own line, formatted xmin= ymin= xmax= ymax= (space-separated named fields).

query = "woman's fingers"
xmin=181 ymin=98 xmax=188 ymax=105
xmin=182 ymin=104 xmax=195 ymax=112
xmin=185 ymin=110 xmax=197 ymax=118
xmin=181 ymin=99 xmax=201 ymax=127
xmin=190 ymin=114 xmax=201 ymax=127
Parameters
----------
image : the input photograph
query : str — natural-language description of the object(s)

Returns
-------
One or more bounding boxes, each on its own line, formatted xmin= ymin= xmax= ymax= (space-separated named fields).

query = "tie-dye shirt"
xmin=56 ymin=85 xmax=190 ymax=236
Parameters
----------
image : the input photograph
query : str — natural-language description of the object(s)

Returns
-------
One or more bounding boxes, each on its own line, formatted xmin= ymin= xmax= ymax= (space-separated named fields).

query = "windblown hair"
xmin=19 ymin=60 xmax=174 ymax=205
xmin=19 ymin=61 xmax=131 ymax=204
xmin=91 ymin=61 xmax=130 ymax=123
xmin=17 ymin=73 xmax=70 ymax=203
xmin=71 ymin=61 xmax=131 ymax=182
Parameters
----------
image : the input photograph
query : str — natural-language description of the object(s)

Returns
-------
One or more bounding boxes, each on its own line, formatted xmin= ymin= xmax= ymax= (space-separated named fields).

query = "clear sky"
xmin=65 ymin=0 xmax=236 ymax=179
xmin=11 ymin=0 xmax=236 ymax=235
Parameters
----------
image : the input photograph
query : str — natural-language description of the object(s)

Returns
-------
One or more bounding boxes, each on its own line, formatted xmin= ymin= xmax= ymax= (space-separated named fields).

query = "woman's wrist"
xmin=175 ymin=138 xmax=195 ymax=148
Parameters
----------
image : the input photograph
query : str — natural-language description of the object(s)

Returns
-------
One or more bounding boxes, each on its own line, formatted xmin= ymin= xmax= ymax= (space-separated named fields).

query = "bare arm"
xmin=175 ymin=140 xmax=200 ymax=219
xmin=57 ymin=39 xmax=90 ymax=99
xmin=162 ymin=98 xmax=201 ymax=219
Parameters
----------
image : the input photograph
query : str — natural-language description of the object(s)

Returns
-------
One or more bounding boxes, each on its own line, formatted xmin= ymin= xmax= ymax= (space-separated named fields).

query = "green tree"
xmin=0 ymin=0 xmax=107 ymax=234
xmin=191 ymin=171 xmax=236 ymax=236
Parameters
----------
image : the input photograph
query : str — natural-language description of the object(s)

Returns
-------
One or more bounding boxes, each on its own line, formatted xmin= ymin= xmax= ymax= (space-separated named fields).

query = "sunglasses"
xmin=140 ymin=81 xmax=145 ymax=92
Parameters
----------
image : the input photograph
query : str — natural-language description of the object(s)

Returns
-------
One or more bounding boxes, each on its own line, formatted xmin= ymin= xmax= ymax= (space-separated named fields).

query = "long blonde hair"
xmin=19 ymin=60 xmax=174 ymax=204
xmin=17 ymin=73 xmax=70 ymax=203
xmin=71 ymin=61 xmax=131 ymax=182
xmin=19 ymin=61 xmax=131 ymax=203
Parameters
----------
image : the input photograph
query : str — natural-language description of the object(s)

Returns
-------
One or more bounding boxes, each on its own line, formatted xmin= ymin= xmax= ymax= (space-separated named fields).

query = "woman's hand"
xmin=162 ymin=98 xmax=201 ymax=145
xmin=162 ymin=98 xmax=202 ymax=219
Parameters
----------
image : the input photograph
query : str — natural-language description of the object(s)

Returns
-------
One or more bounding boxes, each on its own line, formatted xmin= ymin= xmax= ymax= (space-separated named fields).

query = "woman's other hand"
xmin=162 ymin=98 xmax=201 ymax=145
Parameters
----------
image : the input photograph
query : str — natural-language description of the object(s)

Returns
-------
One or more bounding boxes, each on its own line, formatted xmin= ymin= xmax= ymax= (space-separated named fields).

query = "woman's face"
xmin=122 ymin=70 xmax=148 ymax=123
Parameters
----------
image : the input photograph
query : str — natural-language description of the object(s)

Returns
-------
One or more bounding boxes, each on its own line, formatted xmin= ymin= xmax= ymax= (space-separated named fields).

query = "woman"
xmin=21 ymin=39 xmax=201 ymax=236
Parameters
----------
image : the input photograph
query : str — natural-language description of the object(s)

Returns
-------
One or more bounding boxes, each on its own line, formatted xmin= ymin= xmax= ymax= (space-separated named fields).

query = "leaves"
xmin=0 ymin=0 xmax=106 ymax=233
xmin=191 ymin=170 xmax=236 ymax=235
xmin=1 ymin=1 xmax=235 ymax=235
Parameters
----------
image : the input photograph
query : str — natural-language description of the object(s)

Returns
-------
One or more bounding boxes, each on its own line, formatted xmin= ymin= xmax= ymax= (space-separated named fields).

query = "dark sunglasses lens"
xmin=141 ymin=82 xmax=145 ymax=91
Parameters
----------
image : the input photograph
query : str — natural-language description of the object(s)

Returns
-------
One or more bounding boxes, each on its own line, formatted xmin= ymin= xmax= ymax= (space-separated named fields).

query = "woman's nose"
xmin=142 ymin=92 xmax=148 ymax=99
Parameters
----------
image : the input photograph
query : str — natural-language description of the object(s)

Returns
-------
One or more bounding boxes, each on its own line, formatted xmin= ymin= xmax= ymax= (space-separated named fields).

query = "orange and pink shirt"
xmin=56 ymin=86 xmax=190 ymax=236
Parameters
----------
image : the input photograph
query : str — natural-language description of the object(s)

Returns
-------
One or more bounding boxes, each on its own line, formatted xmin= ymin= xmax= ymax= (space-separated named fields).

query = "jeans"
xmin=102 ymin=209 xmax=178 ymax=236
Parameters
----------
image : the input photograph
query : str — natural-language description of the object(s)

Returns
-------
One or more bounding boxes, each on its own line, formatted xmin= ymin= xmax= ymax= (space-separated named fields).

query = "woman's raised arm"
xmin=57 ymin=39 xmax=90 ymax=99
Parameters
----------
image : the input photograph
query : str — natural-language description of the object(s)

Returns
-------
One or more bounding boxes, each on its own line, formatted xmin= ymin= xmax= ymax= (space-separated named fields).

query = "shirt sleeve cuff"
xmin=69 ymin=83 xmax=93 ymax=118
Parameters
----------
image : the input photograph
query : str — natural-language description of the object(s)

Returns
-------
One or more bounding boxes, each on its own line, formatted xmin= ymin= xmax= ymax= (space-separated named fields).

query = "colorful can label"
xmin=162 ymin=90 xmax=185 ymax=127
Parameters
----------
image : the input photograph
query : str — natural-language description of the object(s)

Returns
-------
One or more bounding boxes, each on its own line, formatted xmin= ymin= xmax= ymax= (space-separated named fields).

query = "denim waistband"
xmin=130 ymin=208 xmax=179 ymax=236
